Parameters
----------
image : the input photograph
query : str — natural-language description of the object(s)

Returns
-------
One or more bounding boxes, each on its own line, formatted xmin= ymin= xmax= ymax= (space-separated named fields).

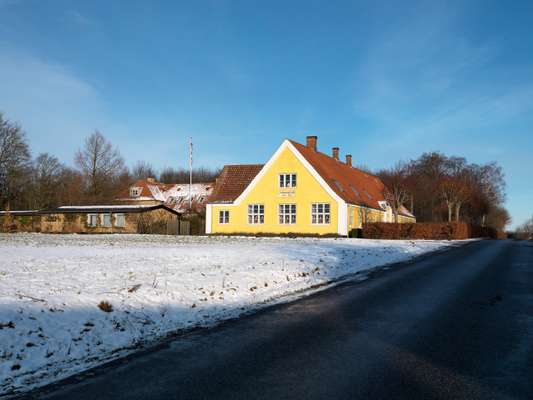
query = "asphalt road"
xmin=30 ymin=239 xmax=532 ymax=400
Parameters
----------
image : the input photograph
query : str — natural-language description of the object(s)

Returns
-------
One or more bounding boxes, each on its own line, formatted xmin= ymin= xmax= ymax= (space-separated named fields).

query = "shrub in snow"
xmin=98 ymin=301 xmax=113 ymax=313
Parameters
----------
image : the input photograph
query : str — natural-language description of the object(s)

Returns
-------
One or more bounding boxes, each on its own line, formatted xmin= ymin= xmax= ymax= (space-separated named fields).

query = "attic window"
xmin=279 ymin=173 xmax=297 ymax=188
xmin=333 ymin=180 xmax=344 ymax=192
xmin=130 ymin=187 xmax=142 ymax=197
xmin=378 ymin=201 xmax=389 ymax=210
xmin=349 ymin=185 xmax=360 ymax=197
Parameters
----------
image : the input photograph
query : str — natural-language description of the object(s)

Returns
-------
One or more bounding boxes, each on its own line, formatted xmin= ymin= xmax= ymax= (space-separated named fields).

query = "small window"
xmin=279 ymin=204 xmax=296 ymax=224
xmin=102 ymin=214 xmax=112 ymax=227
xmin=219 ymin=210 xmax=230 ymax=224
xmin=311 ymin=203 xmax=330 ymax=224
xmin=115 ymin=213 xmax=125 ymax=227
xmin=279 ymin=173 xmax=297 ymax=188
xmin=248 ymin=204 xmax=264 ymax=224
xmin=130 ymin=187 xmax=142 ymax=197
xmin=87 ymin=214 xmax=98 ymax=227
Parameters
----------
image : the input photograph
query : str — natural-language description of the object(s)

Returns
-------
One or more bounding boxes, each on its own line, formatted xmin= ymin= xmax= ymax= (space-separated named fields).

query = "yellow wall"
xmin=398 ymin=214 xmax=416 ymax=224
xmin=347 ymin=205 xmax=387 ymax=230
xmin=210 ymin=146 xmax=340 ymax=235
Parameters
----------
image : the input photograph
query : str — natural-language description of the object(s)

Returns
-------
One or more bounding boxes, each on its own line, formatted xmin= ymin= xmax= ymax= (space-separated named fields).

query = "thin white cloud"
xmin=348 ymin=0 xmax=533 ymax=156
xmin=0 ymin=45 xmax=106 ymax=162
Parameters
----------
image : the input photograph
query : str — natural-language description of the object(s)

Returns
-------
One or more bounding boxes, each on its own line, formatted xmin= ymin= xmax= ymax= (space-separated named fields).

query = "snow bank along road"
xmin=0 ymin=234 xmax=461 ymax=396
xmin=33 ymin=239 xmax=532 ymax=400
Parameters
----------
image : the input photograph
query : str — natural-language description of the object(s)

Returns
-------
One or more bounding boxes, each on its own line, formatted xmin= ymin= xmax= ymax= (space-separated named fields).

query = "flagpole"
xmin=189 ymin=137 xmax=193 ymax=211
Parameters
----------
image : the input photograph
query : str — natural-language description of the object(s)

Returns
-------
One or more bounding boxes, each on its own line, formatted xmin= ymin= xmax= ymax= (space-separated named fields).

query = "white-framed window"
xmin=279 ymin=173 xmax=297 ymax=188
xmin=87 ymin=214 xmax=98 ymax=227
xmin=378 ymin=200 xmax=389 ymax=211
xmin=129 ymin=187 xmax=142 ymax=197
xmin=115 ymin=213 xmax=126 ymax=228
xmin=311 ymin=203 xmax=330 ymax=224
xmin=279 ymin=204 xmax=296 ymax=224
xmin=102 ymin=214 xmax=112 ymax=227
xmin=248 ymin=204 xmax=264 ymax=224
xmin=219 ymin=210 xmax=230 ymax=224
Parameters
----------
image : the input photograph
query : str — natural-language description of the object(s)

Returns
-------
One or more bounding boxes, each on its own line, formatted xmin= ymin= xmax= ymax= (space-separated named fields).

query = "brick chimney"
xmin=345 ymin=154 xmax=352 ymax=167
xmin=332 ymin=147 xmax=339 ymax=160
xmin=306 ymin=135 xmax=317 ymax=151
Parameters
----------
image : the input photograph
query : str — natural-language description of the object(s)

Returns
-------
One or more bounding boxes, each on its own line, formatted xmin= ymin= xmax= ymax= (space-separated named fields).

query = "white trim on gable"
xmin=225 ymin=139 xmax=348 ymax=235
xmin=285 ymin=141 xmax=348 ymax=235
xmin=232 ymin=140 xmax=290 ymax=205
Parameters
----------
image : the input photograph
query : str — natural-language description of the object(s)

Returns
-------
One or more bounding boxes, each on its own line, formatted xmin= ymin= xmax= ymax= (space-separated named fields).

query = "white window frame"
xmin=101 ymin=213 xmax=112 ymax=227
xmin=219 ymin=210 xmax=230 ymax=224
xmin=311 ymin=203 xmax=331 ymax=225
xmin=247 ymin=204 xmax=264 ymax=224
xmin=114 ymin=213 xmax=126 ymax=228
xmin=279 ymin=173 xmax=297 ymax=188
xmin=278 ymin=204 xmax=296 ymax=224
xmin=87 ymin=214 xmax=98 ymax=227
xmin=129 ymin=187 xmax=142 ymax=197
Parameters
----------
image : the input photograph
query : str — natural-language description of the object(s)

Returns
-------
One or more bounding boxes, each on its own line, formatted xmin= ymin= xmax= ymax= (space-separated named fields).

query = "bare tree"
xmin=159 ymin=166 xmax=220 ymax=184
xmin=516 ymin=215 xmax=533 ymax=239
xmin=75 ymin=131 xmax=125 ymax=202
xmin=378 ymin=163 xmax=410 ymax=223
xmin=0 ymin=113 xmax=32 ymax=210
xmin=132 ymin=161 xmax=156 ymax=180
xmin=439 ymin=157 xmax=471 ymax=222
xmin=408 ymin=152 xmax=448 ymax=221
xmin=32 ymin=153 xmax=64 ymax=209
xmin=485 ymin=206 xmax=511 ymax=232
xmin=56 ymin=167 xmax=85 ymax=206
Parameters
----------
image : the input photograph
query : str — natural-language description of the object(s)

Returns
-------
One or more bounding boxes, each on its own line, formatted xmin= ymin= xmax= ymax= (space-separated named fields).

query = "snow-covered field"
xmin=0 ymin=234 xmax=463 ymax=395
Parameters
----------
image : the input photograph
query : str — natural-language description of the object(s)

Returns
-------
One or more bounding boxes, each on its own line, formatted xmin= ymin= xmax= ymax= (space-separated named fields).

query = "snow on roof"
xmin=115 ymin=179 xmax=213 ymax=212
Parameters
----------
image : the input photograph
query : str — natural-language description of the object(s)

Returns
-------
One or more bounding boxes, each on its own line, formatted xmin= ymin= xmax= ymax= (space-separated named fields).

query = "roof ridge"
xmin=289 ymin=139 xmax=380 ymax=179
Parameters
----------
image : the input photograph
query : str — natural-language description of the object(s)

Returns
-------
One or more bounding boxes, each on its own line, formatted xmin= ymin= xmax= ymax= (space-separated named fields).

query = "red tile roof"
xmin=208 ymin=140 xmax=414 ymax=218
xmin=208 ymin=164 xmax=264 ymax=203
xmin=289 ymin=140 xmax=387 ymax=210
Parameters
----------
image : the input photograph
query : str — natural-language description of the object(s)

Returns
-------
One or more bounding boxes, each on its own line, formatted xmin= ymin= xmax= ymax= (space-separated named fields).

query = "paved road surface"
xmin=28 ymin=240 xmax=533 ymax=399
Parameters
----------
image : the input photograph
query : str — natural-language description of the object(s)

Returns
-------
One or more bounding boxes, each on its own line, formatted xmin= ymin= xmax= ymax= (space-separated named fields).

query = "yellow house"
xmin=206 ymin=136 xmax=415 ymax=236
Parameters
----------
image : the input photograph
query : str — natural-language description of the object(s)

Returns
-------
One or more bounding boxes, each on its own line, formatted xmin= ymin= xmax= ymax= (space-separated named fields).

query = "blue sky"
xmin=0 ymin=0 xmax=532 ymax=228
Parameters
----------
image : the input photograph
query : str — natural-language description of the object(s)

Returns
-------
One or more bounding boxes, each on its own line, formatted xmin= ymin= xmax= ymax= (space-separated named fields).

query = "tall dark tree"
xmin=31 ymin=153 xmax=64 ymax=209
xmin=408 ymin=152 xmax=448 ymax=221
xmin=0 ymin=113 xmax=32 ymax=210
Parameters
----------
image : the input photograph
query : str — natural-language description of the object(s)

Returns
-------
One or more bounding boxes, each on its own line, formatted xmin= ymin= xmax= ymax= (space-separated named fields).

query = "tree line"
xmin=0 ymin=112 xmax=516 ymax=231
xmin=0 ymin=113 xmax=220 ymax=210
xmin=377 ymin=152 xmax=510 ymax=231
